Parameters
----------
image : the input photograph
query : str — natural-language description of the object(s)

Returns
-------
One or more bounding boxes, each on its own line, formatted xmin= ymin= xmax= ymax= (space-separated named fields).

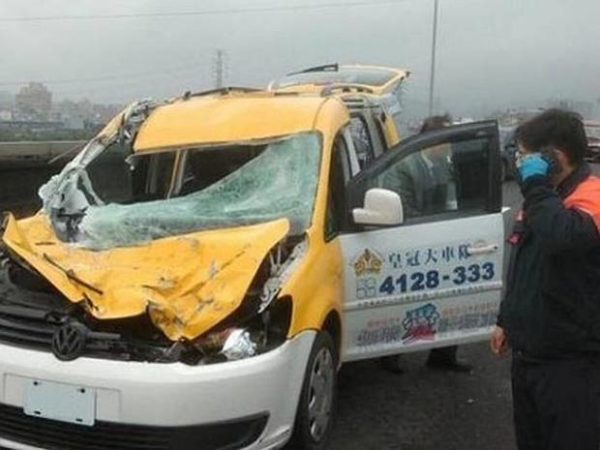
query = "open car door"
xmin=339 ymin=121 xmax=504 ymax=361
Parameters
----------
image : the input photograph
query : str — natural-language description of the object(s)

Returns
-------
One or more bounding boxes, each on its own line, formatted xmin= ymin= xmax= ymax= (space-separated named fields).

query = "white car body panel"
xmin=0 ymin=331 xmax=316 ymax=450
xmin=339 ymin=212 xmax=504 ymax=362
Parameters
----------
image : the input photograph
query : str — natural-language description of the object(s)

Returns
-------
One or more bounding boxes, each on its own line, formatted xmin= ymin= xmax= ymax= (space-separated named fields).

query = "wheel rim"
xmin=307 ymin=347 xmax=335 ymax=442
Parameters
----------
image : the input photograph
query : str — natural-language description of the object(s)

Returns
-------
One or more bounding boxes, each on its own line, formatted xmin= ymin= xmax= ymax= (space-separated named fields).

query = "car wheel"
xmin=286 ymin=331 xmax=337 ymax=450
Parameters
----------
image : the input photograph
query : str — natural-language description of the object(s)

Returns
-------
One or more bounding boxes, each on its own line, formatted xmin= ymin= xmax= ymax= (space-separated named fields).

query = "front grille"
xmin=0 ymin=304 xmax=55 ymax=348
xmin=0 ymin=303 xmax=173 ymax=362
xmin=0 ymin=403 xmax=268 ymax=450
xmin=0 ymin=258 xmax=180 ymax=363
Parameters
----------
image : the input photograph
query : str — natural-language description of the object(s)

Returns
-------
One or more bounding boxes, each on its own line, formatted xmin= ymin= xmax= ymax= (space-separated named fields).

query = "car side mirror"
xmin=352 ymin=188 xmax=404 ymax=226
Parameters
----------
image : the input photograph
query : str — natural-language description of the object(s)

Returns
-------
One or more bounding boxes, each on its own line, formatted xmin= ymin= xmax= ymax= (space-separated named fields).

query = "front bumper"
xmin=0 ymin=330 xmax=315 ymax=450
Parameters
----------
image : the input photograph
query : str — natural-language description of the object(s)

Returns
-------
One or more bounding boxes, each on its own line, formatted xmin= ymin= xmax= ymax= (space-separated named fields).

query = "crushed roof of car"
xmin=268 ymin=64 xmax=410 ymax=95
xmin=132 ymin=92 xmax=343 ymax=152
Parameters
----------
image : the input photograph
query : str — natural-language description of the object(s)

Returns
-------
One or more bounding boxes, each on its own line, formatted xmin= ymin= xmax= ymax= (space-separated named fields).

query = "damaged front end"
xmin=0 ymin=99 xmax=320 ymax=364
xmin=0 ymin=221 xmax=307 ymax=365
xmin=186 ymin=238 xmax=308 ymax=364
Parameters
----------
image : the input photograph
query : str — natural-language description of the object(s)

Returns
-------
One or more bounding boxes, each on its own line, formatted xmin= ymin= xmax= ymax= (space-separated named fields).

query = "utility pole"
xmin=213 ymin=49 xmax=225 ymax=89
xmin=428 ymin=0 xmax=439 ymax=116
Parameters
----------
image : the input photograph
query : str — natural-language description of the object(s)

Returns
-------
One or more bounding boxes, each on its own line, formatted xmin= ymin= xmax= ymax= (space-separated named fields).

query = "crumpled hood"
xmin=1 ymin=213 xmax=289 ymax=341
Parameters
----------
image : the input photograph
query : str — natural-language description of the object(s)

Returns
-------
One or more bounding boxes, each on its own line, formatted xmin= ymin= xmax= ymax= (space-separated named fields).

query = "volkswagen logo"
xmin=51 ymin=322 xmax=88 ymax=361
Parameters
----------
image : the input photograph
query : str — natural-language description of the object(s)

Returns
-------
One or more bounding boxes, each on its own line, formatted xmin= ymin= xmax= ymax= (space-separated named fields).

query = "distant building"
xmin=15 ymin=82 xmax=52 ymax=120
xmin=545 ymin=99 xmax=596 ymax=119
xmin=54 ymin=98 xmax=122 ymax=130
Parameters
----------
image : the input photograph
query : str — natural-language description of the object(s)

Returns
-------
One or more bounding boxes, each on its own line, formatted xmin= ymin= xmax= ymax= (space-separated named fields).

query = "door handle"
xmin=467 ymin=244 xmax=499 ymax=255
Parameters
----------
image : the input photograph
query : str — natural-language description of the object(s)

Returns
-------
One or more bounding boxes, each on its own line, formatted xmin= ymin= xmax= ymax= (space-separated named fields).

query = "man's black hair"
xmin=515 ymin=109 xmax=587 ymax=164
xmin=420 ymin=114 xmax=452 ymax=134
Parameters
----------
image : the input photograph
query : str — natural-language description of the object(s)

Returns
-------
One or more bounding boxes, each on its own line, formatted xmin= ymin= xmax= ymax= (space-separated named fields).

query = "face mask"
xmin=515 ymin=151 xmax=538 ymax=169
xmin=515 ymin=148 xmax=561 ymax=175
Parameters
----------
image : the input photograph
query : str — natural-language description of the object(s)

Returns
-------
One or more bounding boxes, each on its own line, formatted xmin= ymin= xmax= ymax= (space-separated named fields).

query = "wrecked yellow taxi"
xmin=0 ymin=91 xmax=348 ymax=450
xmin=0 ymin=78 xmax=506 ymax=450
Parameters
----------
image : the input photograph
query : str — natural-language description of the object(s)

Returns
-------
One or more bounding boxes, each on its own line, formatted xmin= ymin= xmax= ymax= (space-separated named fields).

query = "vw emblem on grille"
xmin=51 ymin=322 xmax=87 ymax=361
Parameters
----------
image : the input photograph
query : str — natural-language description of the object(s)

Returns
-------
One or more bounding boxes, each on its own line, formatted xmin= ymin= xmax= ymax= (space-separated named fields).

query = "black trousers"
xmin=511 ymin=354 xmax=600 ymax=450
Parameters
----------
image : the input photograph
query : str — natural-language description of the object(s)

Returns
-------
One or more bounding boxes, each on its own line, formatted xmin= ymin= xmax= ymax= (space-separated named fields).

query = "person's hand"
xmin=490 ymin=326 xmax=508 ymax=356
xmin=517 ymin=153 xmax=550 ymax=182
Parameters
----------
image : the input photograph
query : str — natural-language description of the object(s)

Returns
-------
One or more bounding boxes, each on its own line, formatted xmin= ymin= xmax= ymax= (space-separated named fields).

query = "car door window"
xmin=373 ymin=138 xmax=490 ymax=219
xmin=354 ymin=122 xmax=499 ymax=224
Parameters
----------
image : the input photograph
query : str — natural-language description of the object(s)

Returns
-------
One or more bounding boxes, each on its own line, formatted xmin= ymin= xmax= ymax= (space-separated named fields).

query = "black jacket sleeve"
xmin=521 ymin=176 xmax=600 ymax=252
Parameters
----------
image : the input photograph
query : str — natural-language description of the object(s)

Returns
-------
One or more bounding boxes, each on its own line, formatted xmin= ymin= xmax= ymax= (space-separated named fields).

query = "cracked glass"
xmin=69 ymin=132 xmax=322 ymax=249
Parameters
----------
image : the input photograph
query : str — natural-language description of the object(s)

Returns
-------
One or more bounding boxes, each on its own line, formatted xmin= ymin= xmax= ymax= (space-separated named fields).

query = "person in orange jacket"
xmin=492 ymin=109 xmax=600 ymax=450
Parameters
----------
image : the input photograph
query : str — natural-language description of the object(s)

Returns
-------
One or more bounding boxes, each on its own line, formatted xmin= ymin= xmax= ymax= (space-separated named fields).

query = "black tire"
xmin=286 ymin=331 xmax=338 ymax=450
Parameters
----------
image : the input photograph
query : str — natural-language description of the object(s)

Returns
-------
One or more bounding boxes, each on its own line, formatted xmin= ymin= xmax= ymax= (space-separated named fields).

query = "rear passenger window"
xmin=349 ymin=117 xmax=374 ymax=169
xmin=177 ymin=145 xmax=264 ymax=196
xmin=85 ymin=143 xmax=176 ymax=204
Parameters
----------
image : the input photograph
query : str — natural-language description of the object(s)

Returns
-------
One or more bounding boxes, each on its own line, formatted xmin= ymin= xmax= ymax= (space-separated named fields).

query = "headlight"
xmin=183 ymin=296 xmax=293 ymax=365
xmin=222 ymin=329 xmax=257 ymax=360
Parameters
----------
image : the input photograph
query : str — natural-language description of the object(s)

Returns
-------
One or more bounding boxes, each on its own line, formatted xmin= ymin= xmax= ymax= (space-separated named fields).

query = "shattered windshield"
xmin=44 ymin=132 xmax=322 ymax=250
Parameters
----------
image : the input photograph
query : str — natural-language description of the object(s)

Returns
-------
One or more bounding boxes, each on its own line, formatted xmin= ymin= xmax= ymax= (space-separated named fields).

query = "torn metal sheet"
xmin=38 ymin=100 xmax=160 ymax=243
xmin=2 ymin=213 xmax=290 ymax=341
xmin=259 ymin=239 xmax=308 ymax=313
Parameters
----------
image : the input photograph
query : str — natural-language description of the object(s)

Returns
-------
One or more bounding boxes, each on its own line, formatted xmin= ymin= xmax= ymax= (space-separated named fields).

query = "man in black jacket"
xmin=491 ymin=109 xmax=600 ymax=450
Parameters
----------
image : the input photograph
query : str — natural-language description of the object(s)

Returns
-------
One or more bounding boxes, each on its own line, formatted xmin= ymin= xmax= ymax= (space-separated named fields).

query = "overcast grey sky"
xmin=1 ymin=0 xmax=599 ymax=116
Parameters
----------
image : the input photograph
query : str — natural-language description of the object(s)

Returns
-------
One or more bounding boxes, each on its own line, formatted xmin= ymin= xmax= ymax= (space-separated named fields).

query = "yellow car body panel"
xmin=133 ymin=95 xmax=332 ymax=152
xmin=3 ymin=213 xmax=290 ymax=341
xmin=282 ymin=98 xmax=348 ymax=337
xmin=282 ymin=237 xmax=344 ymax=338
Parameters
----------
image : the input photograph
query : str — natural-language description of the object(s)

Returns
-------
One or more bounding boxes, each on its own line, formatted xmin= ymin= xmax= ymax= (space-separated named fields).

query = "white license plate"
xmin=23 ymin=379 xmax=96 ymax=426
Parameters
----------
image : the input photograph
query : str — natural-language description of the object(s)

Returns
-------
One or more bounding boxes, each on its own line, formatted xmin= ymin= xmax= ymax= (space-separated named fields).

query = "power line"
xmin=0 ymin=0 xmax=410 ymax=23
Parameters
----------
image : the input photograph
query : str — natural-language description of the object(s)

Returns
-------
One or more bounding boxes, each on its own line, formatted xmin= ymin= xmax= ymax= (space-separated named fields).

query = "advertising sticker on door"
xmin=352 ymin=241 xmax=498 ymax=303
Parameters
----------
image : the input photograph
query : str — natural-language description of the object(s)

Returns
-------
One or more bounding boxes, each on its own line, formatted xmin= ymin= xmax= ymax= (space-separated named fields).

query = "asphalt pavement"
xmin=328 ymin=181 xmax=523 ymax=450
